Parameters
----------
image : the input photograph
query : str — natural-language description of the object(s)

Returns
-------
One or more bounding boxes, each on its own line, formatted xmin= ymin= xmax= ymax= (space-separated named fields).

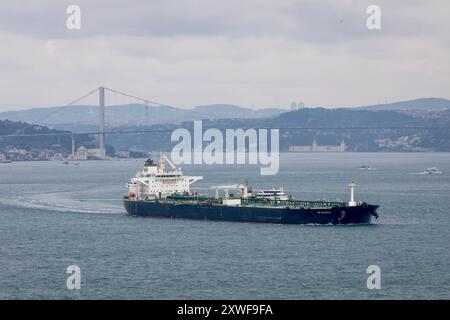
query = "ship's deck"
xmin=125 ymin=195 xmax=351 ymax=210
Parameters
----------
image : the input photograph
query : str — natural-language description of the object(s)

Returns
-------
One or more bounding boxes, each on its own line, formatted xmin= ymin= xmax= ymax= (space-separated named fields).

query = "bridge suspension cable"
xmin=12 ymin=87 xmax=100 ymax=135
xmin=103 ymin=86 xmax=211 ymax=119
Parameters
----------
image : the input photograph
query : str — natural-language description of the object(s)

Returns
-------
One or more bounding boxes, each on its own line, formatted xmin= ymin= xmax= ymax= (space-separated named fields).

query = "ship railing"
xmin=241 ymin=198 xmax=346 ymax=209
xmin=129 ymin=194 xmax=349 ymax=209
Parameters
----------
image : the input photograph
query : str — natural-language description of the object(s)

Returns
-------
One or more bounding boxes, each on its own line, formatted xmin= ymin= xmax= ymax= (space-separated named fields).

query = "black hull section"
xmin=123 ymin=199 xmax=378 ymax=225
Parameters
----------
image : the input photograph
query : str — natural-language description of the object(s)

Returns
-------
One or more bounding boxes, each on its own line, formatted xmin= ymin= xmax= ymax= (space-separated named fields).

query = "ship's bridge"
xmin=128 ymin=155 xmax=202 ymax=200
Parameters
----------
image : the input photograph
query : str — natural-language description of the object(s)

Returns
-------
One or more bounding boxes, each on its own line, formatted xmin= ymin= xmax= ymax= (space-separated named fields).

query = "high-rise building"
xmin=290 ymin=102 xmax=298 ymax=111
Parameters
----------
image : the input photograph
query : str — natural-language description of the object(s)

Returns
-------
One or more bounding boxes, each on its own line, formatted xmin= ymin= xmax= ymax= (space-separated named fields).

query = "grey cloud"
xmin=0 ymin=1 xmax=449 ymax=109
xmin=0 ymin=0 xmax=442 ymax=42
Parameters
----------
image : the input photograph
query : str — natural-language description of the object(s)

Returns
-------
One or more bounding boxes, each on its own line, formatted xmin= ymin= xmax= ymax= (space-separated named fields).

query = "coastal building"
xmin=35 ymin=149 xmax=52 ymax=160
xmin=116 ymin=149 xmax=148 ymax=159
xmin=74 ymin=146 xmax=88 ymax=160
xmin=289 ymin=139 xmax=346 ymax=152
xmin=69 ymin=146 xmax=106 ymax=161
xmin=4 ymin=147 xmax=29 ymax=160
xmin=68 ymin=128 xmax=107 ymax=161
xmin=70 ymin=146 xmax=106 ymax=160
xmin=86 ymin=148 xmax=106 ymax=159
xmin=116 ymin=150 xmax=130 ymax=159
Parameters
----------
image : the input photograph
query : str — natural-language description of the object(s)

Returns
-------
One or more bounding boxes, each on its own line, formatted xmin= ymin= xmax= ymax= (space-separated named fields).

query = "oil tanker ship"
xmin=123 ymin=156 xmax=379 ymax=225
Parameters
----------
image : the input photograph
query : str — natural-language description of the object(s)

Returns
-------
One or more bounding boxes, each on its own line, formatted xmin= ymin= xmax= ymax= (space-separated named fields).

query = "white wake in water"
xmin=0 ymin=188 xmax=125 ymax=214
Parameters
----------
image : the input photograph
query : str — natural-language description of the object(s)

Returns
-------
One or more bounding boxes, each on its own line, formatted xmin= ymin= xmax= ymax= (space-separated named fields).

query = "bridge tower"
xmin=99 ymin=86 xmax=106 ymax=153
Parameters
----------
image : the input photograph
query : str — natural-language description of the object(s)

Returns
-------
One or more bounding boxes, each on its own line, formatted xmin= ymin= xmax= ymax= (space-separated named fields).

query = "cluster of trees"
xmin=0 ymin=120 xmax=94 ymax=152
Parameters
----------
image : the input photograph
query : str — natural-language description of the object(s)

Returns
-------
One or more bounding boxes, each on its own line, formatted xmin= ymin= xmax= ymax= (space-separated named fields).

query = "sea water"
xmin=0 ymin=153 xmax=449 ymax=299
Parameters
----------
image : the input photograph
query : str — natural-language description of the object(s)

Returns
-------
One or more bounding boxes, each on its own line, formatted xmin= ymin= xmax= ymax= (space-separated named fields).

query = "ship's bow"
xmin=337 ymin=204 xmax=379 ymax=224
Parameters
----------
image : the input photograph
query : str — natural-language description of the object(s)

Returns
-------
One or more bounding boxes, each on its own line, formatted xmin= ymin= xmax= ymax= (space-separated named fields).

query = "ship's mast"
xmin=99 ymin=86 xmax=106 ymax=153
xmin=348 ymin=182 xmax=356 ymax=206
xmin=161 ymin=154 xmax=177 ymax=170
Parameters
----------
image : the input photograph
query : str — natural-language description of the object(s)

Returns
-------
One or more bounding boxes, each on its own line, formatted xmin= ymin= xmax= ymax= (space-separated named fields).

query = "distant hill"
xmin=0 ymin=103 xmax=286 ymax=131
xmin=354 ymin=98 xmax=450 ymax=111
xmin=2 ymin=98 xmax=448 ymax=131
xmin=270 ymin=108 xmax=419 ymax=127
xmin=0 ymin=119 xmax=66 ymax=136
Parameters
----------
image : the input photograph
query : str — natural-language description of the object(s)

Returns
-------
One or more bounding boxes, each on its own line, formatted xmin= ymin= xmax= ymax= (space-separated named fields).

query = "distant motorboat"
xmin=62 ymin=160 xmax=69 ymax=165
xmin=410 ymin=167 xmax=442 ymax=175
xmin=0 ymin=160 xmax=13 ymax=164
xmin=423 ymin=167 xmax=442 ymax=174
xmin=359 ymin=165 xmax=375 ymax=170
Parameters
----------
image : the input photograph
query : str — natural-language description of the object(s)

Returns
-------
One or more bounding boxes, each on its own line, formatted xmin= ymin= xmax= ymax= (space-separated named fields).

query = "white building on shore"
xmin=69 ymin=146 xmax=106 ymax=160
xmin=289 ymin=140 xmax=346 ymax=152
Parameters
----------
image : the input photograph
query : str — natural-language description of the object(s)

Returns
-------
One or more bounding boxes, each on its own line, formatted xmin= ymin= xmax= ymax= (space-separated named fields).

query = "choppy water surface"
xmin=0 ymin=153 xmax=449 ymax=299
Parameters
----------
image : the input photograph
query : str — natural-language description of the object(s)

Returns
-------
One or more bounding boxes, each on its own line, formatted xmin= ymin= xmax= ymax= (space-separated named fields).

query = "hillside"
xmin=1 ymin=97 xmax=448 ymax=132
xmin=354 ymin=98 xmax=450 ymax=111
xmin=0 ymin=119 xmax=94 ymax=154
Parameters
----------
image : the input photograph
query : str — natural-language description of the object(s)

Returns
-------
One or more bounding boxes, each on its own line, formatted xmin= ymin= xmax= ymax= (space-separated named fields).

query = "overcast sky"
xmin=0 ymin=0 xmax=449 ymax=110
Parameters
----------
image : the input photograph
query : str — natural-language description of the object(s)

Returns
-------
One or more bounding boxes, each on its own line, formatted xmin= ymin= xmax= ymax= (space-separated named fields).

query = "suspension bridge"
xmin=1 ymin=86 xmax=450 ymax=159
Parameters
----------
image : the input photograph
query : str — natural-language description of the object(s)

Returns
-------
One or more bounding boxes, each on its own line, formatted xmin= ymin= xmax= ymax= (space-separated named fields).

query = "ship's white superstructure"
xmin=255 ymin=188 xmax=289 ymax=201
xmin=127 ymin=155 xmax=202 ymax=200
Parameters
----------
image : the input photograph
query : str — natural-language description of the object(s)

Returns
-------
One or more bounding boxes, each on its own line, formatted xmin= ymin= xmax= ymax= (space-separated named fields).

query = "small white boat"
xmin=423 ymin=167 xmax=442 ymax=174
xmin=410 ymin=167 xmax=442 ymax=175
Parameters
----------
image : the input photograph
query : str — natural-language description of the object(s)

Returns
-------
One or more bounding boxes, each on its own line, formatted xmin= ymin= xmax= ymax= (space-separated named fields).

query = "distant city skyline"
xmin=0 ymin=1 xmax=449 ymax=110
